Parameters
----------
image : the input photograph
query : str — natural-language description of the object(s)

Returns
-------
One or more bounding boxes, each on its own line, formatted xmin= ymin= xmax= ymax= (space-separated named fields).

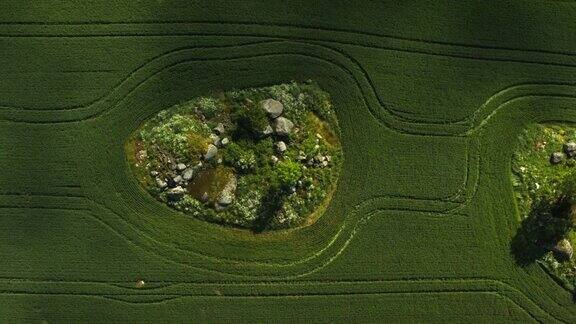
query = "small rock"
xmin=220 ymin=137 xmax=229 ymax=146
xmin=217 ymin=175 xmax=237 ymax=206
xmin=167 ymin=186 xmax=186 ymax=201
xmin=289 ymin=186 xmax=297 ymax=194
xmin=565 ymin=142 xmax=576 ymax=157
xmin=273 ymin=117 xmax=294 ymax=136
xmin=173 ymin=175 xmax=183 ymax=184
xmin=552 ymin=239 xmax=573 ymax=261
xmin=182 ymin=168 xmax=194 ymax=181
xmin=210 ymin=134 xmax=220 ymax=146
xmin=260 ymin=99 xmax=284 ymax=118
xmin=271 ymin=155 xmax=279 ymax=164
xmin=322 ymin=160 xmax=329 ymax=167
xmin=550 ymin=152 xmax=565 ymax=164
xmin=177 ymin=163 xmax=187 ymax=171
xmin=150 ymin=170 xmax=159 ymax=177
xmin=135 ymin=280 xmax=145 ymax=288
xmin=204 ymin=144 xmax=218 ymax=160
xmin=275 ymin=141 xmax=287 ymax=153
xmin=326 ymin=155 xmax=332 ymax=162
xmin=262 ymin=125 xmax=274 ymax=136
xmin=156 ymin=178 xmax=167 ymax=189
xmin=316 ymin=133 xmax=323 ymax=139
xmin=213 ymin=123 xmax=225 ymax=135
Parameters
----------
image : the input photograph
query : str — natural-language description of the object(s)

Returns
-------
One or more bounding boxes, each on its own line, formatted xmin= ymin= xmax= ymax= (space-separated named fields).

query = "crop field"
xmin=2 ymin=1 xmax=576 ymax=322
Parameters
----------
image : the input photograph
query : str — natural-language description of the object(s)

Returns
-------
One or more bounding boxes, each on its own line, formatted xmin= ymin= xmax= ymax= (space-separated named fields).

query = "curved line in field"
xmin=3 ymin=27 xmax=576 ymax=131
xmin=2 ymin=19 xmax=576 ymax=59
xmin=80 ymin=194 xmax=466 ymax=279
xmin=0 ymin=277 xmax=564 ymax=322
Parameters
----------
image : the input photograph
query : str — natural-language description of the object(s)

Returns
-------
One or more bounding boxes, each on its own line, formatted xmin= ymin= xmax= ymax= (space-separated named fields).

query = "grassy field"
xmin=2 ymin=0 xmax=576 ymax=322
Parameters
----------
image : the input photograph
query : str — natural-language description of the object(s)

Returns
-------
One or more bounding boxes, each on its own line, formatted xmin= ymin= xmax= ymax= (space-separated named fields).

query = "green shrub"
xmin=140 ymin=114 xmax=209 ymax=158
xmin=231 ymin=103 xmax=269 ymax=137
xmin=222 ymin=142 xmax=257 ymax=172
xmin=195 ymin=97 xmax=221 ymax=119
xmin=274 ymin=159 xmax=303 ymax=189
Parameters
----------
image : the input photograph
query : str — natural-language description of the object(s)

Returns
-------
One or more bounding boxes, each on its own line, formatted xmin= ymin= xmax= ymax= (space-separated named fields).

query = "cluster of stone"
xmin=550 ymin=141 xmax=576 ymax=164
xmin=205 ymin=123 xmax=229 ymax=161
xmin=151 ymin=161 xmax=200 ymax=200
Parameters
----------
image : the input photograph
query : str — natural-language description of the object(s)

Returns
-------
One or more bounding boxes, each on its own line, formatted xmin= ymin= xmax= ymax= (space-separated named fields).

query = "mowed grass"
xmin=2 ymin=1 xmax=576 ymax=322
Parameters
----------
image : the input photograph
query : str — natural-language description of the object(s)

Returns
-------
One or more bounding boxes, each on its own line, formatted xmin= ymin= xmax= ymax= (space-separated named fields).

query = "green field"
xmin=2 ymin=1 xmax=576 ymax=322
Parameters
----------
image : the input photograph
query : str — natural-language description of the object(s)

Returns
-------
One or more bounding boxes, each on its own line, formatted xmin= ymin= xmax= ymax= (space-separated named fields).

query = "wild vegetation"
xmin=126 ymin=81 xmax=343 ymax=231
xmin=512 ymin=124 xmax=576 ymax=289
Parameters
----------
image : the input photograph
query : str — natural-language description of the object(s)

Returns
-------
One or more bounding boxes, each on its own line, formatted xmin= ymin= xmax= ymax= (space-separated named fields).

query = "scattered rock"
xmin=565 ymin=142 xmax=576 ymax=157
xmin=262 ymin=125 xmax=274 ymax=136
xmin=156 ymin=178 xmax=167 ymax=189
xmin=204 ymin=144 xmax=218 ymax=160
xmin=220 ymin=137 xmax=229 ymax=146
xmin=270 ymin=155 xmax=279 ymax=164
xmin=552 ymin=239 xmax=573 ymax=261
xmin=260 ymin=99 xmax=284 ymax=118
xmin=177 ymin=163 xmax=187 ymax=171
xmin=274 ymin=117 xmax=294 ymax=136
xmin=275 ymin=141 xmax=287 ymax=153
xmin=167 ymin=186 xmax=186 ymax=201
xmin=210 ymin=134 xmax=220 ymax=146
xmin=182 ymin=168 xmax=194 ymax=181
xmin=173 ymin=175 xmax=183 ymax=184
xmin=550 ymin=152 xmax=565 ymax=164
xmin=150 ymin=170 xmax=159 ymax=177
xmin=135 ymin=279 xmax=145 ymax=288
xmin=217 ymin=175 xmax=237 ymax=206
xmin=213 ymin=123 xmax=225 ymax=135
xmin=322 ymin=160 xmax=329 ymax=167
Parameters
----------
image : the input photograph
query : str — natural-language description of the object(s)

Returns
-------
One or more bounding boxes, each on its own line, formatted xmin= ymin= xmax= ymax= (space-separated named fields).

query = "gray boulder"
xmin=274 ymin=117 xmax=294 ymax=136
xmin=176 ymin=163 xmax=187 ymax=171
xmin=270 ymin=155 xmax=279 ymax=164
xmin=204 ymin=144 xmax=218 ymax=160
xmin=213 ymin=123 xmax=225 ymax=135
xmin=260 ymin=99 xmax=284 ymax=118
xmin=550 ymin=152 xmax=565 ymax=164
xmin=565 ymin=142 xmax=576 ymax=157
xmin=155 ymin=178 xmax=167 ymax=189
xmin=552 ymin=238 xmax=573 ymax=261
xmin=182 ymin=168 xmax=194 ymax=181
xmin=167 ymin=186 xmax=186 ymax=201
xmin=275 ymin=141 xmax=287 ymax=153
xmin=262 ymin=125 xmax=274 ymax=136
xmin=210 ymin=134 xmax=220 ymax=146
xmin=217 ymin=175 xmax=237 ymax=206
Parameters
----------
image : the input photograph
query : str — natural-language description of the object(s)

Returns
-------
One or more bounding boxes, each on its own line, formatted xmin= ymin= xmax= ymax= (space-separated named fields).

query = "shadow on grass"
xmin=511 ymin=198 xmax=572 ymax=267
